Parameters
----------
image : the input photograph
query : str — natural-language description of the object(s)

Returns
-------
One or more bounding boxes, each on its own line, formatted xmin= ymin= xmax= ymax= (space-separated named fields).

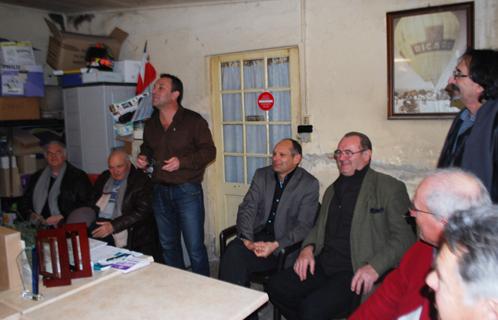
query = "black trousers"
xmin=219 ymin=237 xmax=278 ymax=286
xmin=265 ymin=263 xmax=354 ymax=320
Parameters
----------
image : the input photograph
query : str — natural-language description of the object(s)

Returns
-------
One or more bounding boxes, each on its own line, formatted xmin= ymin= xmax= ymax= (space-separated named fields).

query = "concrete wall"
xmin=2 ymin=0 xmax=497 ymax=259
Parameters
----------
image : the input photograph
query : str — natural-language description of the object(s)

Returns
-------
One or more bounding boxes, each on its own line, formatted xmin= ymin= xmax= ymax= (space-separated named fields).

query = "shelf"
xmin=0 ymin=119 xmax=64 ymax=128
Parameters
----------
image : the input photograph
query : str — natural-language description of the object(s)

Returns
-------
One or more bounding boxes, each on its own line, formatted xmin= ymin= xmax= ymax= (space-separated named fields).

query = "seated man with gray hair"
xmin=350 ymin=168 xmax=491 ymax=320
xmin=91 ymin=148 xmax=159 ymax=257
xmin=19 ymin=140 xmax=94 ymax=226
xmin=426 ymin=204 xmax=498 ymax=320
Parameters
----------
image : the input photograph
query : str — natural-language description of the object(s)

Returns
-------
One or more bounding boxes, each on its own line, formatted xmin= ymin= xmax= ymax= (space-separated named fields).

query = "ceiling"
xmin=0 ymin=0 xmax=225 ymax=13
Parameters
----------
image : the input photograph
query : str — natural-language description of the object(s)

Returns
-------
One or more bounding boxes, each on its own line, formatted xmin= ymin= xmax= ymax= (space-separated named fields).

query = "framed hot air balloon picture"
xmin=387 ymin=2 xmax=474 ymax=119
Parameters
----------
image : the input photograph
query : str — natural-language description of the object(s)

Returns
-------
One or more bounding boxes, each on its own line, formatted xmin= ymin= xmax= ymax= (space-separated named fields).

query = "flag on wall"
xmin=108 ymin=41 xmax=157 ymax=124
xmin=131 ymin=41 xmax=157 ymax=121
xmin=136 ymin=41 xmax=157 ymax=95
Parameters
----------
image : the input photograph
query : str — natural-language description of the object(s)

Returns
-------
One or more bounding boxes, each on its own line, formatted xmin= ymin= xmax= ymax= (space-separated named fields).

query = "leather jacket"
xmin=93 ymin=165 xmax=158 ymax=255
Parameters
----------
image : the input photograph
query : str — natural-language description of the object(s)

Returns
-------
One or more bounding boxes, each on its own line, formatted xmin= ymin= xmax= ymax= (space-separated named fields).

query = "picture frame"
xmin=387 ymin=2 xmax=474 ymax=119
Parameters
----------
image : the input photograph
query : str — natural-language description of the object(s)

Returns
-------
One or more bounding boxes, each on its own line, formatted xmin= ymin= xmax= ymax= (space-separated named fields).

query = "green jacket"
xmin=302 ymin=168 xmax=415 ymax=276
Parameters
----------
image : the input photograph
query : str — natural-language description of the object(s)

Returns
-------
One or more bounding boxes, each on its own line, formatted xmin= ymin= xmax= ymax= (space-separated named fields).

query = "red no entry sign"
xmin=257 ymin=92 xmax=274 ymax=111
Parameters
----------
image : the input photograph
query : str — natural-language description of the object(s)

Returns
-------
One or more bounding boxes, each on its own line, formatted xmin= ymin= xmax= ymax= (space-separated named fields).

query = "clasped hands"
xmin=293 ymin=245 xmax=379 ymax=294
xmin=136 ymin=155 xmax=180 ymax=172
xmin=243 ymin=239 xmax=279 ymax=258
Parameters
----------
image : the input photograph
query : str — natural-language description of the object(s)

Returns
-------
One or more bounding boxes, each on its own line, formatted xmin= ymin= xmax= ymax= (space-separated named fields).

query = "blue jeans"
xmin=152 ymin=182 xmax=210 ymax=276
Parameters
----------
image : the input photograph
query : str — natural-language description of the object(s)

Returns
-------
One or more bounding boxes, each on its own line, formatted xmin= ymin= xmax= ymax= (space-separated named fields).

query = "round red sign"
xmin=257 ymin=92 xmax=275 ymax=111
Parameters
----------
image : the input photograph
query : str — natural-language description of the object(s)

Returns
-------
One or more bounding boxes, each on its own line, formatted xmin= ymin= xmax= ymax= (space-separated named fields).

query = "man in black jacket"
xmin=19 ymin=140 xmax=94 ymax=226
xmin=438 ymin=49 xmax=498 ymax=202
xmin=92 ymin=148 xmax=159 ymax=257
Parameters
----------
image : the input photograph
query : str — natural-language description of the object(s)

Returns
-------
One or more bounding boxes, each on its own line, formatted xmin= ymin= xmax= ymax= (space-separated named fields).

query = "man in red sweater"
xmin=350 ymin=168 xmax=491 ymax=320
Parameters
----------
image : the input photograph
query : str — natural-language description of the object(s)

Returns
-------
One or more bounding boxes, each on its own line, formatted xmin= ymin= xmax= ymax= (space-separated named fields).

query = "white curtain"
xmin=221 ymin=57 xmax=291 ymax=184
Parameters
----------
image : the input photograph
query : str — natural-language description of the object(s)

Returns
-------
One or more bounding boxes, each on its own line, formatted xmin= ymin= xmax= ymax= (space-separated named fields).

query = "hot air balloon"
xmin=395 ymin=11 xmax=460 ymax=87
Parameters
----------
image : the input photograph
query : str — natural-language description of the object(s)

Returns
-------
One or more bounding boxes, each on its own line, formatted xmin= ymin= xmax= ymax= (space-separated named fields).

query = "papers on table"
xmin=89 ymin=238 xmax=153 ymax=273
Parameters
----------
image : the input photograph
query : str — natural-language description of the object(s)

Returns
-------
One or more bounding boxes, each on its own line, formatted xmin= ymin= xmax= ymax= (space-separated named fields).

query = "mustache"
xmin=445 ymin=83 xmax=460 ymax=98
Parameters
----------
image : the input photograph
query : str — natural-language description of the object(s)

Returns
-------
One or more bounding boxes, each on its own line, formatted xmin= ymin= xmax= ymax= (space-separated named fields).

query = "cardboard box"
xmin=0 ymin=226 xmax=22 ymax=291
xmin=17 ymin=154 xmax=37 ymax=174
xmin=0 ymin=41 xmax=36 ymax=65
xmin=0 ymin=97 xmax=40 ymax=120
xmin=0 ymin=64 xmax=44 ymax=97
xmin=82 ymin=69 xmax=123 ymax=83
xmin=45 ymin=19 xmax=128 ymax=70
xmin=114 ymin=60 xmax=141 ymax=83
xmin=0 ymin=167 xmax=22 ymax=197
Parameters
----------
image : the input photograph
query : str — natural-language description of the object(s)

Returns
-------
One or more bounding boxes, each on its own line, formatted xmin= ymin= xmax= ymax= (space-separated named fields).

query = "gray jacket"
xmin=237 ymin=166 xmax=319 ymax=250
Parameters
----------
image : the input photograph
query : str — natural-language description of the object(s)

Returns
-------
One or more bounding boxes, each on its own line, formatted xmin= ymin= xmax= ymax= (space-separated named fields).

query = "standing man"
xmin=219 ymin=139 xmax=319 ymax=287
xmin=19 ymin=140 xmax=94 ymax=226
xmin=266 ymin=132 xmax=415 ymax=320
xmin=438 ymin=49 xmax=498 ymax=202
xmin=350 ymin=168 xmax=491 ymax=320
xmin=136 ymin=74 xmax=216 ymax=276
xmin=426 ymin=205 xmax=498 ymax=320
xmin=92 ymin=148 xmax=159 ymax=258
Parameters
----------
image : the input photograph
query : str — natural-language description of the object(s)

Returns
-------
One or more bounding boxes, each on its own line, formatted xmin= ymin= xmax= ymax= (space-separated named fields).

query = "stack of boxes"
xmin=0 ymin=41 xmax=46 ymax=197
xmin=0 ymin=41 xmax=44 ymax=120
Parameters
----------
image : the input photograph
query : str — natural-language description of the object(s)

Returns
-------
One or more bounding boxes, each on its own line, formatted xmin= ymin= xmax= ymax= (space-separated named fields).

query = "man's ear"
xmin=172 ymin=90 xmax=180 ymax=101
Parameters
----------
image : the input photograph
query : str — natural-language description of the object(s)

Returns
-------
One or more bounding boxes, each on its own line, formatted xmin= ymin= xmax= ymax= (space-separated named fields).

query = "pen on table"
xmin=106 ymin=253 xmax=130 ymax=261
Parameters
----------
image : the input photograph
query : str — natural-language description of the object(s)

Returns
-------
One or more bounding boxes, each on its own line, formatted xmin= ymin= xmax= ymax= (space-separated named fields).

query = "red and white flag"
xmin=136 ymin=41 xmax=157 ymax=95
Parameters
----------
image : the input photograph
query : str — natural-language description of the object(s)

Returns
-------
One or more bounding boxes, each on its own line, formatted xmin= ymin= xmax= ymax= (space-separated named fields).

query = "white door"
xmin=210 ymin=47 xmax=301 ymax=241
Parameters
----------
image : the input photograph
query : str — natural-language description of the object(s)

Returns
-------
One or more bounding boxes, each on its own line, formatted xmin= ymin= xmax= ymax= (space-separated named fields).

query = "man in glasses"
xmin=438 ymin=48 xmax=498 ymax=202
xmin=350 ymin=168 xmax=491 ymax=319
xmin=266 ymin=132 xmax=415 ymax=320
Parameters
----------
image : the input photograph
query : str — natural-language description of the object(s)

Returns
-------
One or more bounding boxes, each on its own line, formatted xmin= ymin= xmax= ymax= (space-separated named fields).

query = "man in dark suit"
xmin=438 ymin=49 xmax=498 ymax=202
xmin=219 ymin=138 xmax=319 ymax=288
xmin=266 ymin=132 xmax=415 ymax=320
xmin=19 ymin=140 xmax=94 ymax=226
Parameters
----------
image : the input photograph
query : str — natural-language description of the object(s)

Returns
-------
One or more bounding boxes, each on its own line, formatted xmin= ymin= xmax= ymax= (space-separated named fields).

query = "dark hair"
xmin=289 ymin=139 xmax=302 ymax=156
xmin=462 ymin=48 xmax=498 ymax=102
xmin=160 ymin=73 xmax=184 ymax=104
xmin=343 ymin=131 xmax=372 ymax=151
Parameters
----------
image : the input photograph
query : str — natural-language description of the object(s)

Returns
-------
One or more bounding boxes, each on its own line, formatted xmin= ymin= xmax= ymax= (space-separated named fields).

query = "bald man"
xmin=350 ymin=168 xmax=491 ymax=320
xmin=91 ymin=148 xmax=159 ymax=257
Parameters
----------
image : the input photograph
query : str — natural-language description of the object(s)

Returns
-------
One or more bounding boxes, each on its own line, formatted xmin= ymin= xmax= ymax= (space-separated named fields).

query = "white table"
xmin=4 ymin=263 xmax=268 ymax=320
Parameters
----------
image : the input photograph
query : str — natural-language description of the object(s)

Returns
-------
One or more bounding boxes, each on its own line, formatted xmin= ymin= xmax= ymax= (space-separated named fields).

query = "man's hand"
xmin=242 ymin=239 xmax=255 ymax=251
xmin=254 ymin=241 xmax=279 ymax=258
xmin=136 ymin=154 xmax=149 ymax=170
xmin=45 ymin=214 xmax=63 ymax=226
xmin=351 ymin=264 xmax=379 ymax=294
xmin=293 ymin=245 xmax=315 ymax=282
xmin=92 ymin=221 xmax=114 ymax=238
xmin=30 ymin=211 xmax=46 ymax=225
xmin=161 ymin=157 xmax=180 ymax=172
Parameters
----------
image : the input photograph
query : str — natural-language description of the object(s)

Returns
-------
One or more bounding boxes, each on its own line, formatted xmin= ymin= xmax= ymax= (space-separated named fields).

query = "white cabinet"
xmin=62 ymin=84 xmax=135 ymax=174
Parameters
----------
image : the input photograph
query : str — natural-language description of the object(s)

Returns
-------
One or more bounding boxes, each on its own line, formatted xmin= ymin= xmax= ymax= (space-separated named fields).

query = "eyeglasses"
xmin=333 ymin=149 xmax=366 ymax=159
xmin=452 ymin=69 xmax=469 ymax=79
xmin=408 ymin=201 xmax=434 ymax=216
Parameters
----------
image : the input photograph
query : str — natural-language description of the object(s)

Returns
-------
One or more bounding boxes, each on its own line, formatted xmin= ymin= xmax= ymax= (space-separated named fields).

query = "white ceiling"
xmin=0 ymin=0 xmax=224 ymax=13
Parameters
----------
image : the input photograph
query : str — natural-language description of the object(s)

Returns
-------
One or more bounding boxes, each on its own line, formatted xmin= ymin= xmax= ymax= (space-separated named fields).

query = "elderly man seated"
xmin=350 ymin=168 xmax=491 ymax=320
xmin=19 ymin=140 xmax=94 ymax=226
xmin=90 ymin=148 xmax=159 ymax=257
